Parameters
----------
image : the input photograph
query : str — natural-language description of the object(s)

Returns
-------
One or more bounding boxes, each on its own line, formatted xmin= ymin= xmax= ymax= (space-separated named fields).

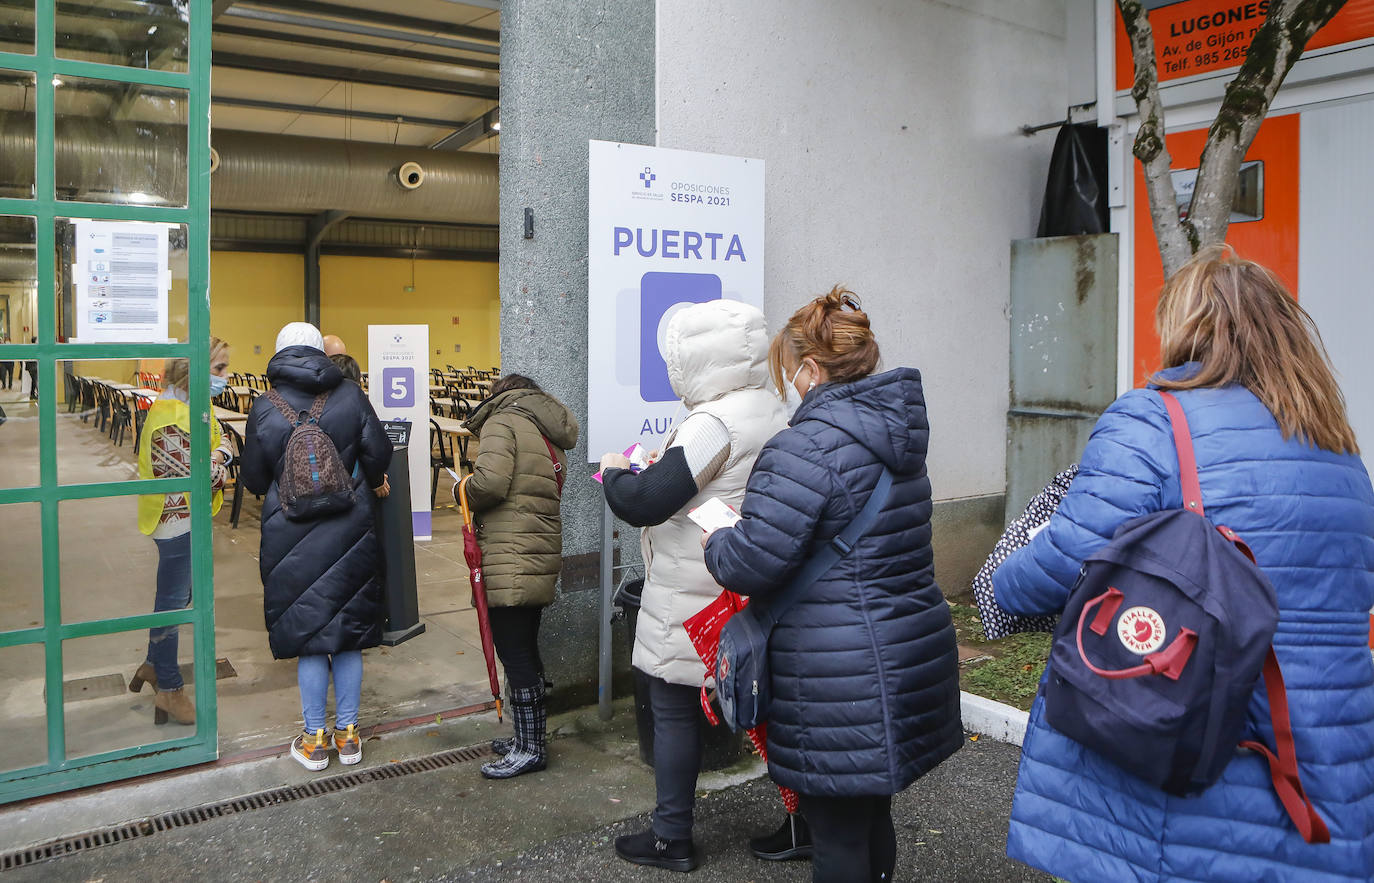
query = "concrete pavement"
xmin=2 ymin=699 xmax=1047 ymax=882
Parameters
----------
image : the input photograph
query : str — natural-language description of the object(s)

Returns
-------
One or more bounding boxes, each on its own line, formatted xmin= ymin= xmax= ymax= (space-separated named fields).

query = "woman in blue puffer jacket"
xmin=994 ymin=245 xmax=1374 ymax=882
xmin=704 ymin=288 xmax=963 ymax=883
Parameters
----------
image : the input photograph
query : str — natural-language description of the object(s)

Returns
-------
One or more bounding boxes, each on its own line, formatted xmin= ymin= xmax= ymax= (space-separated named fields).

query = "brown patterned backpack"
xmin=265 ymin=389 xmax=355 ymax=521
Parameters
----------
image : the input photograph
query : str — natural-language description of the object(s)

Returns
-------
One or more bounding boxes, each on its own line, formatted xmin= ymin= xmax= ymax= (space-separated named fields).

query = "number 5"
xmin=391 ymin=375 xmax=407 ymax=397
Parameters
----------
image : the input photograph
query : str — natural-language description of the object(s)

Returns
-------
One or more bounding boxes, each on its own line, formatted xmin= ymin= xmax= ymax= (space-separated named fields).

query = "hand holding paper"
xmin=594 ymin=443 xmax=652 ymax=483
xmin=689 ymin=497 xmax=741 ymax=533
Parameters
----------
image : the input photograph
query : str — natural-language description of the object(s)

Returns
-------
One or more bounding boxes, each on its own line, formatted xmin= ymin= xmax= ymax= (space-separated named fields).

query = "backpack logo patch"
xmin=1117 ymin=606 xmax=1166 ymax=655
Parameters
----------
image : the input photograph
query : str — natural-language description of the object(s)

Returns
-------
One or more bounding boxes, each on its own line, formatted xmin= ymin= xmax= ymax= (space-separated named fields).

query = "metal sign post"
xmin=598 ymin=500 xmax=615 ymax=720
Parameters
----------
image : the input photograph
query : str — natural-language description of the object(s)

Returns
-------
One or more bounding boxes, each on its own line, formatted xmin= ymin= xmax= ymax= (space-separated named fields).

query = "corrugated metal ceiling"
xmin=0 ymin=1 xmax=501 ymax=151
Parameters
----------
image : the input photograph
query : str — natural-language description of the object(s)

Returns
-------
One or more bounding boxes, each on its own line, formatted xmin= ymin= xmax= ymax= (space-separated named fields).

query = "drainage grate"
xmin=0 ymin=743 xmax=490 ymax=873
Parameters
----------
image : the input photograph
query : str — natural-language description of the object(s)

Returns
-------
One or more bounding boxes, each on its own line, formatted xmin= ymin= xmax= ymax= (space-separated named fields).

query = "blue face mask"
xmin=208 ymin=374 xmax=228 ymax=397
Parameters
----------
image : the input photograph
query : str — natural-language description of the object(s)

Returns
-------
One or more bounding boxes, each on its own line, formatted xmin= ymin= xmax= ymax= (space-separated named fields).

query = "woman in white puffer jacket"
xmin=598 ymin=299 xmax=787 ymax=872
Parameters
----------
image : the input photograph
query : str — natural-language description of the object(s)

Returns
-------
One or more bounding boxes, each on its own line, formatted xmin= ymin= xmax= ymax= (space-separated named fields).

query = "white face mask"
xmin=780 ymin=362 xmax=808 ymax=417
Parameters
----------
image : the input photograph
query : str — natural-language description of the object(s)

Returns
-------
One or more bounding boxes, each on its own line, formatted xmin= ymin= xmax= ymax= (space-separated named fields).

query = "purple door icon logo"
xmin=639 ymin=272 xmax=722 ymax=402
xmin=381 ymin=367 xmax=415 ymax=408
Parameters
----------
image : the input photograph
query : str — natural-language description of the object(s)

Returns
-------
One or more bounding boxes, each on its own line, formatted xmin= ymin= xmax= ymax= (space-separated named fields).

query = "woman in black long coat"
xmin=241 ymin=322 xmax=392 ymax=772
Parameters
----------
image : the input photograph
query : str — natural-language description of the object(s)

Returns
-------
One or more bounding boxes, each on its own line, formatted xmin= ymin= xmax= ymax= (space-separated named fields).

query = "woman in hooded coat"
xmin=703 ymin=288 xmax=963 ymax=883
xmin=599 ymin=298 xmax=789 ymax=873
xmin=241 ymin=322 xmax=392 ymax=772
xmin=460 ymin=373 xmax=579 ymax=780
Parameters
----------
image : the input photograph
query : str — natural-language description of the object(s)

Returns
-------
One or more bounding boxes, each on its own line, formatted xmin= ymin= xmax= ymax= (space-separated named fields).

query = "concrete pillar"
xmin=499 ymin=0 xmax=655 ymax=709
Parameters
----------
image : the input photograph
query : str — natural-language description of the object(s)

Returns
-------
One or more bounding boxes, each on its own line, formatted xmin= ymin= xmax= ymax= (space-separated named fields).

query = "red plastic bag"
xmin=682 ymin=589 xmax=798 ymax=814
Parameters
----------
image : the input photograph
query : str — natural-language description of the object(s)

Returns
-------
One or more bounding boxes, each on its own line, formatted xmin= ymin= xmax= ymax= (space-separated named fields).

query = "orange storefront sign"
xmin=1115 ymin=0 xmax=1374 ymax=90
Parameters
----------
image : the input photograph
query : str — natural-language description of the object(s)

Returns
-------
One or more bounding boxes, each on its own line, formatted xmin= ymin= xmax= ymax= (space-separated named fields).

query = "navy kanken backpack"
xmin=1043 ymin=391 xmax=1329 ymax=843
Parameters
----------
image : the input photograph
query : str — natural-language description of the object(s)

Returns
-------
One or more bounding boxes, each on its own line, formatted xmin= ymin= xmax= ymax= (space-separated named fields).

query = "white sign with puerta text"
xmin=586 ymin=140 xmax=765 ymax=461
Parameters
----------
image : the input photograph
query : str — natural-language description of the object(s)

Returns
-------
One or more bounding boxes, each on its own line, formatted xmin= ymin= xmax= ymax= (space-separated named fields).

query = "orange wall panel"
xmin=1131 ymin=113 xmax=1300 ymax=385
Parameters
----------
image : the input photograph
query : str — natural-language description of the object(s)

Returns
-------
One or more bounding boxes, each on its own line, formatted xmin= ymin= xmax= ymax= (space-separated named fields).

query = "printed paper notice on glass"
xmin=72 ymin=220 xmax=171 ymax=343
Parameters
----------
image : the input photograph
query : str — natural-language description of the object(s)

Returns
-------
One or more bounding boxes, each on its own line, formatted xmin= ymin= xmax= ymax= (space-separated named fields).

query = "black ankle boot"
xmin=614 ymin=827 xmax=699 ymax=872
xmin=749 ymin=812 xmax=812 ymax=861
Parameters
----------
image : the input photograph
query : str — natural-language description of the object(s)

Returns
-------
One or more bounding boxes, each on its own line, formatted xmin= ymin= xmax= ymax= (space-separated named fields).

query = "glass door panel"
xmin=0 ymin=501 xmax=43 ymax=631
xmin=0 ymin=0 xmax=213 ymax=805
xmin=63 ymin=628 xmax=198 ymax=760
xmin=0 ymin=644 xmax=46 ymax=774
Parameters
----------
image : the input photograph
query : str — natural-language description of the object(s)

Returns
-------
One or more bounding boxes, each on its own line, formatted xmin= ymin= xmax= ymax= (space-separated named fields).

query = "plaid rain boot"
xmin=481 ymin=683 xmax=547 ymax=779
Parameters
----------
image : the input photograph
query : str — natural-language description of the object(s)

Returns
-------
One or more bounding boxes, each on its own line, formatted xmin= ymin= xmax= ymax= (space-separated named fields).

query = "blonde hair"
xmin=1153 ymin=245 xmax=1357 ymax=454
xmin=768 ymin=286 xmax=880 ymax=395
xmin=163 ymin=336 xmax=230 ymax=392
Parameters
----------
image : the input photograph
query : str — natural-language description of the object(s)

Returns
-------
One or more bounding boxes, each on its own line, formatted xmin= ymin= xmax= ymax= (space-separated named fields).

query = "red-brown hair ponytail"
xmin=769 ymin=286 xmax=881 ymax=394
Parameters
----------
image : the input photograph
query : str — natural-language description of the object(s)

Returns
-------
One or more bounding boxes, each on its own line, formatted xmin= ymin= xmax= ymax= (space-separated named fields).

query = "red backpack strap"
xmin=700 ymin=682 xmax=719 ymax=726
xmin=1162 ymin=391 xmax=1326 ymax=841
xmin=1238 ymin=648 xmax=1331 ymax=844
xmin=1159 ymin=391 xmax=1204 ymax=517
xmin=542 ymin=435 xmax=565 ymax=496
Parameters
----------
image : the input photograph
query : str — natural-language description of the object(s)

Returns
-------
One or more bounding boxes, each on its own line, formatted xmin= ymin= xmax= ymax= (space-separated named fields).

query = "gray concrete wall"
xmin=657 ymin=0 xmax=1070 ymax=502
xmin=500 ymin=0 xmax=655 ymax=709
xmin=502 ymin=0 xmax=1076 ymax=707
xmin=932 ymin=493 xmax=1007 ymax=602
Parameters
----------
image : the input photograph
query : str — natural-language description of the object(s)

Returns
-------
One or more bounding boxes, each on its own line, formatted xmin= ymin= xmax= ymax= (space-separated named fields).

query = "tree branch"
xmin=1117 ymin=1 xmax=1196 ymax=278
xmin=1189 ymin=0 xmax=1348 ymax=249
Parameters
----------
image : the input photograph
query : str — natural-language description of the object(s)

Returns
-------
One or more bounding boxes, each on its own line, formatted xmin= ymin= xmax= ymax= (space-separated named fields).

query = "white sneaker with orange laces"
xmin=291 ymin=728 xmax=330 ymax=771
xmin=334 ymin=723 xmax=362 ymax=765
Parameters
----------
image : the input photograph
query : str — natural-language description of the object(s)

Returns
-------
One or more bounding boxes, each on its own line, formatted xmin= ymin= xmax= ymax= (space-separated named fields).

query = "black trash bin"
xmin=615 ymin=578 xmax=745 ymax=771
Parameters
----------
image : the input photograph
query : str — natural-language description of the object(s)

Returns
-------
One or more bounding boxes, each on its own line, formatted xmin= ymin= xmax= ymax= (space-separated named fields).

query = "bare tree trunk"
xmin=1117 ymin=1 xmax=1196 ymax=277
xmin=1118 ymin=0 xmax=1349 ymax=279
xmin=1190 ymin=0 xmax=1349 ymax=249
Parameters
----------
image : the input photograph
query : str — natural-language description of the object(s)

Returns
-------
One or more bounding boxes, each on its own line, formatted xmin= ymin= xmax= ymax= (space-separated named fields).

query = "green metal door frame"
xmin=0 ymin=1 xmax=215 ymax=803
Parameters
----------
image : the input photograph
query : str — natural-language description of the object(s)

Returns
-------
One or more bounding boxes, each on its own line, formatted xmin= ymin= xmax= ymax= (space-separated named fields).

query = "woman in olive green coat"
xmin=461 ymin=374 xmax=578 ymax=780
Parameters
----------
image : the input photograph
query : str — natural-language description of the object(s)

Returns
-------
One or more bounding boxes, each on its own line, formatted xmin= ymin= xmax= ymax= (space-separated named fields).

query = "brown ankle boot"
xmin=129 ymin=662 xmax=158 ymax=693
xmin=154 ymin=687 xmax=196 ymax=725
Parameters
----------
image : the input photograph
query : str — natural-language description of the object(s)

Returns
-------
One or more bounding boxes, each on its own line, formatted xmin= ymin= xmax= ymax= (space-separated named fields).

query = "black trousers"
xmin=488 ymin=606 xmax=544 ymax=690
xmin=796 ymin=792 xmax=896 ymax=883
xmin=25 ymin=367 xmax=37 ymax=400
xmin=0 ymin=362 xmax=12 ymax=388
xmin=646 ymin=675 xmax=703 ymax=841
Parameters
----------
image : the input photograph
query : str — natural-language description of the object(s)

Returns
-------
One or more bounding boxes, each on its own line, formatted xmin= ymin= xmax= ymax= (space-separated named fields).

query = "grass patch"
xmin=948 ymin=599 xmax=1051 ymax=711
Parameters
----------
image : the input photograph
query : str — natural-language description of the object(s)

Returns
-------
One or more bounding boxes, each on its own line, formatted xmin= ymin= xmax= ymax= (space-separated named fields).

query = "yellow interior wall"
xmin=319 ymin=256 xmax=500 ymax=375
xmin=209 ymin=251 xmax=306 ymax=377
xmin=191 ymin=251 xmax=499 ymax=379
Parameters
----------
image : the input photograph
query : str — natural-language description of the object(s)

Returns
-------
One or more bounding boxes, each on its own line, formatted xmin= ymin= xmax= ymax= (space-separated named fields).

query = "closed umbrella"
xmin=458 ymin=475 xmax=503 ymax=722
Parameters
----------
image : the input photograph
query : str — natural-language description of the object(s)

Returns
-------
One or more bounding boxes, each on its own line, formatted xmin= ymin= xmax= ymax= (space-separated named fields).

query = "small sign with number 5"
xmin=382 ymin=367 xmax=415 ymax=408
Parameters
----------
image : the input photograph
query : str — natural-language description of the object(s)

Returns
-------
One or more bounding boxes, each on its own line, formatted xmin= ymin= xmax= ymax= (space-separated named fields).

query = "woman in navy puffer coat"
xmin=705 ymin=288 xmax=963 ymax=883
xmin=994 ymin=246 xmax=1374 ymax=882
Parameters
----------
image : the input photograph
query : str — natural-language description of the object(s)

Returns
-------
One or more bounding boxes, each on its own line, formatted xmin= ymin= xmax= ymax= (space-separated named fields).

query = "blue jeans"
xmin=147 ymin=533 xmax=192 ymax=690
xmin=297 ymin=652 xmax=363 ymax=732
